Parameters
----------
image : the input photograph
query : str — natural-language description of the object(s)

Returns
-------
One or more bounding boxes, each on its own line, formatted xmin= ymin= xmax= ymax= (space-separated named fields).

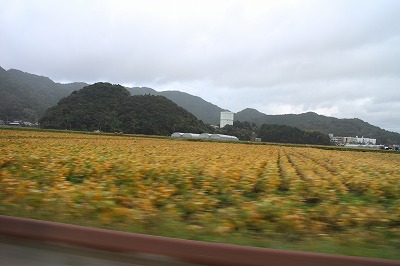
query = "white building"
xmin=356 ymin=136 xmax=377 ymax=145
xmin=220 ymin=111 xmax=234 ymax=128
xmin=330 ymin=134 xmax=377 ymax=145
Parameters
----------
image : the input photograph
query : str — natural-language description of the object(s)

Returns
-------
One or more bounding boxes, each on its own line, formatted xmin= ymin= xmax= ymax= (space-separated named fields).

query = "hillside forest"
xmin=1 ymin=66 xmax=400 ymax=145
xmin=40 ymin=83 xmax=211 ymax=136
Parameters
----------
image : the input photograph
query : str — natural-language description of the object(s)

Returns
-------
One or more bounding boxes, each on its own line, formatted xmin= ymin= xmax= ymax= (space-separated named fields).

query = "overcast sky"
xmin=1 ymin=0 xmax=399 ymax=133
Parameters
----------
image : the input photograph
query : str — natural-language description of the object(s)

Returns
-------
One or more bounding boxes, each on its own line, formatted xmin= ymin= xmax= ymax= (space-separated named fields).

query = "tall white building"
xmin=220 ymin=111 xmax=234 ymax=128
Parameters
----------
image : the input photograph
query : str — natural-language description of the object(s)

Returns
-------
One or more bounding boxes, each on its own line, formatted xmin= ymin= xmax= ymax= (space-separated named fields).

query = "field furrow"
xmin=1 ymin=129 xmax=399 ymax=259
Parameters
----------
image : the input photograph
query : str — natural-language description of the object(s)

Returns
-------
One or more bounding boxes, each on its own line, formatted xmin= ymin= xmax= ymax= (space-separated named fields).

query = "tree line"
xmin=218 ymin=121 xmax=331 ymax=145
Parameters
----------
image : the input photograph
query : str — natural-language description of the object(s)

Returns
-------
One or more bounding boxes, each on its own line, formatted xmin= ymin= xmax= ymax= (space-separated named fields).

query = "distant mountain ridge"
xmin=236 ymin=108 xmax=400 ymax=144
xmin=128 ymin=87 xmax=226 ymax=125
xmin=0 ymin=67 xmax=87 ymax=122
xmin=1 ymin=66 xmax=399 ymax=144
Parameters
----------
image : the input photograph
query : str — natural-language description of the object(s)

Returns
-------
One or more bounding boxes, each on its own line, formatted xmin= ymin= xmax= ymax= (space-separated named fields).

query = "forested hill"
xmin=128 ymin=87 xmax=225 ymax=125
xmin=2 ymin=67 xmax=398 ymax=144
xmin=236 ymin=108 xmax=400 ymax=145
xmin=0 ymin=67 xmax=87 ymax=122
xmin=40 ymin=83 xmax=210 ymax=135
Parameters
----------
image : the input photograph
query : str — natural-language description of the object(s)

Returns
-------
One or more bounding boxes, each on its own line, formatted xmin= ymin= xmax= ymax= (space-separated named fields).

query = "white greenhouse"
xmin=182 ymin=133 xmax=201 ymax=138
xmin=171 ymin=132 xmax=239 ymax=141
xmin=171 ymin=132 xmax=184 ymax=138
xmin=210 ymin=134 xmax=239 ymax=141
xmin=199 ymin=133 xmax=212 ymax=139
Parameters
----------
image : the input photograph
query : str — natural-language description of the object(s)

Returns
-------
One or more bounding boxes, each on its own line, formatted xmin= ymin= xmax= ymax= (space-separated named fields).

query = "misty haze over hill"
xmin=0 ymin=67 xmax=87 ymax=122
xmin=128 ymin=87 xmax=226 ymax=125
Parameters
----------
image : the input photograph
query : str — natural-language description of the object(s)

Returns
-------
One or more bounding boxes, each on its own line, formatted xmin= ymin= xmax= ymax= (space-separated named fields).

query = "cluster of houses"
xmin=327 ymin=135 xmax=400 ymax=150
xmin=329 ymin=134 xmax=384 ymax=149
xmin=329 ymin=134 xmax=377 ymax=145
xmin=171 ymin=132 xmax=239 ymax=141
xmin=0 ymin=120 xmax=38 ymax=127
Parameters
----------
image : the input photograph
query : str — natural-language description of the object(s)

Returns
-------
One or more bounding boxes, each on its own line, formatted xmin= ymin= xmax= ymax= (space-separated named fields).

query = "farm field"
xmin=0 ymin=129 xmax=399 ymax=259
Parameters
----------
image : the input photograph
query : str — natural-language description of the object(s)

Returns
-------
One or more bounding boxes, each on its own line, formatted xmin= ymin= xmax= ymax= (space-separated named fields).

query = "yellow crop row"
xmin=0 ymin=129 xmax=399 ymax=242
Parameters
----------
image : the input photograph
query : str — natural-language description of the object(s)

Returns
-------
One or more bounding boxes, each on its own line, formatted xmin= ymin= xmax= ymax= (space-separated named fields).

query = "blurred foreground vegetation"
xmin=0 ymin=129 xmax=399 ymax=259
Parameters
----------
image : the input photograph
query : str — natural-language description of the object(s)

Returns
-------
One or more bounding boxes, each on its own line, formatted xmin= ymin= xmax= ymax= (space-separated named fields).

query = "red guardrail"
xmin=0 ymin=215 xmax=398 ymax=266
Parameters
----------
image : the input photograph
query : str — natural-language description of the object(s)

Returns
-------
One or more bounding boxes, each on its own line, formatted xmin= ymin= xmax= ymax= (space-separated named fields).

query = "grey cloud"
xmin=1 ymin=0 xmax=399 ymax=132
